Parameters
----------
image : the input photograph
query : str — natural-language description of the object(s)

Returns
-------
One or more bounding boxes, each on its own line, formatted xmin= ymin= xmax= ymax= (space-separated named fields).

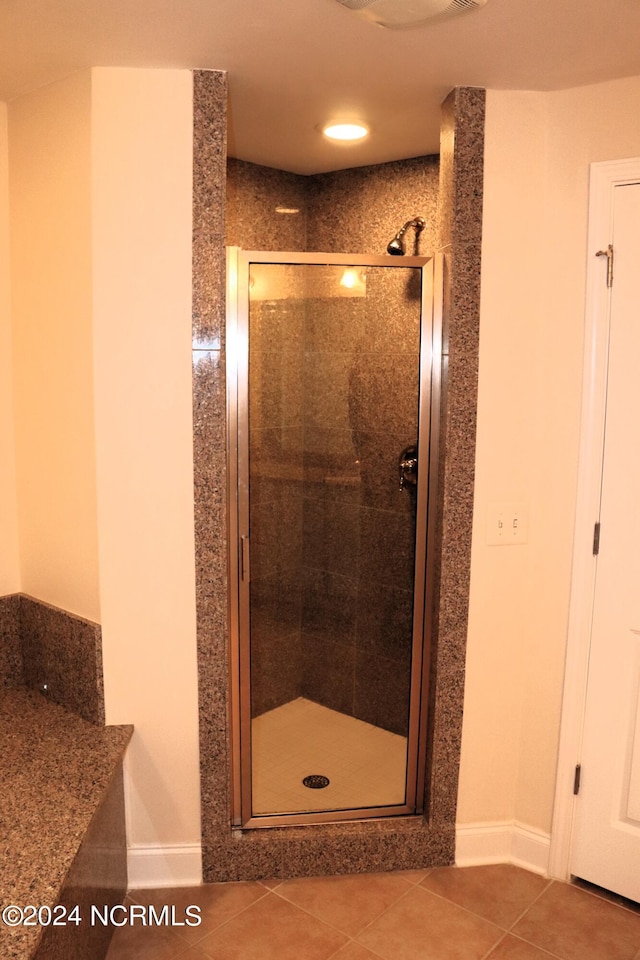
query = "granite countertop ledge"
xmin=0 ymin=687 xmax=132 ymax=959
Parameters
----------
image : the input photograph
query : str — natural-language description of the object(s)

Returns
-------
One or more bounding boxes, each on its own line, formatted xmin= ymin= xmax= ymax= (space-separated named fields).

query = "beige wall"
xmin=91 ymin=68 xmax=200 ymax=848
xmin=0 ymin=103 xmax=20 ymax=596
xmin=9 ymin=72 xmax=100 ymax=621
xmin=7 ymin=68 xmax=199 ymax=855
xmin=460 ymin=76 xmax=640 ymax=835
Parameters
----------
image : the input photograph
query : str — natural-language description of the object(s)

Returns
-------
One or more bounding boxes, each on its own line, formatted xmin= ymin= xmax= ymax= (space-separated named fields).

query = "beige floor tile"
xmin=421 ymin=864 xmax=550 ymax=928
xmin=275 ymin=870 xmax=413 ymax=936
xmin=356 ymin=884 xmax=503 ymax=960
xmin=105 ymin=922 xmax=190 ymax=960
xmin=329 ymin=942 xmax=389 ymax=960
xmin=128 ymin=881 xmax=268 ymax=945
xmin=486 ymin=934 xmax=565 ymax=959
xmin=173 ymin=947 xmax=218 ymax=960
xmin=195 ymin=890 xmax=349 ymax=959
xmin=512 ymin=881 xmax=640 ymax=960
xmin=398 ymin=868 xmax=432 ymax=884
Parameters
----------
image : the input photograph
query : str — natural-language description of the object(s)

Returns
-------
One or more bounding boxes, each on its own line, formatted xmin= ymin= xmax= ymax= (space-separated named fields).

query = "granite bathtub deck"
xmin=0 ymin=687 xmax=132 ymax=959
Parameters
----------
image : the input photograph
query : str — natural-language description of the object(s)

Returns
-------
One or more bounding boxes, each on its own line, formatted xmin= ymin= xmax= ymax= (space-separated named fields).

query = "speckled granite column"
xmin=194 ymin=79 xmax=485 ymax=880
xmin=192 ymin=69 xmax=232 ymax=874
xmin=428 ymin=86 xmax=485 ymax=831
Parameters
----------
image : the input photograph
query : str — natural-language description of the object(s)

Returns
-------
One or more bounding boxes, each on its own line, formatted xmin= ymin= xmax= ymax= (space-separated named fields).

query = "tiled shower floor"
xmin=106 ymin=865 xmax=640 ymax=960
xmin=251 ymin=697 xmax=408 ymax=815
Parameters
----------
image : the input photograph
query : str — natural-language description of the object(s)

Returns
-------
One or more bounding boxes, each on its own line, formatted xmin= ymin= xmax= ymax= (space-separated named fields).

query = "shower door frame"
xmin=227 ymin=248 xmax=443 ymax=829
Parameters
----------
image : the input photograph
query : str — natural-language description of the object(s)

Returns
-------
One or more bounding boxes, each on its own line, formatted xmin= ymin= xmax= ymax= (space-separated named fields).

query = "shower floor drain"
xmin=302 ymin=774 xmax=330 ymax=789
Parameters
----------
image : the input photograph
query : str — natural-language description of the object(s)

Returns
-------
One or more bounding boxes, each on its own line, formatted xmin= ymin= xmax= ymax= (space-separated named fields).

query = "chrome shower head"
xmin=387 ymin=236 xmax=405 ymax=256
xmin=386 ymin=217 xmax=426 ymax=256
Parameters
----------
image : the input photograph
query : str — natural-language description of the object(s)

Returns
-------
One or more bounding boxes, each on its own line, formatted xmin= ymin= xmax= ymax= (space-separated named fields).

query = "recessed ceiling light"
xmin=275 ymin=207 xmax=300 ymax=214
xmin=322 ymin=122 xmax=369 ymax=142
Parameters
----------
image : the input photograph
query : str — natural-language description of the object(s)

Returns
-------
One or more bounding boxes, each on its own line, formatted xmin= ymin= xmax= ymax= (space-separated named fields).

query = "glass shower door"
xmin=228 ymin=250 xmax=439 ymax=828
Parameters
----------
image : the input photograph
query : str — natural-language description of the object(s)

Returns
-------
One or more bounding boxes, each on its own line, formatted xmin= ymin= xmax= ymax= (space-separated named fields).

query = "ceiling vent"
xmin=335 ymin=0 xmax=488 ymax=28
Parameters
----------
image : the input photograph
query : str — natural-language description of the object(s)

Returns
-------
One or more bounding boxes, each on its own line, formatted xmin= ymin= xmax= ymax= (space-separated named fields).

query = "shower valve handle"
xmin=399 ymin=445 xmax=418 ymax=490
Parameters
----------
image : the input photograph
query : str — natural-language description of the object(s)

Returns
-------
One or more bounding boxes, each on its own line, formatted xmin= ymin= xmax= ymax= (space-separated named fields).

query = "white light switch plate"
xmin=486 ymin=501 xmax=529 ymax=545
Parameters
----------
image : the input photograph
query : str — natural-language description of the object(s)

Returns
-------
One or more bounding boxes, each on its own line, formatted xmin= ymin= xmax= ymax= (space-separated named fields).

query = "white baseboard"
xmin=456 ymin=821 xmax=550 ymax=876
xmin=127 ymin=843 xmax=203 ymax=889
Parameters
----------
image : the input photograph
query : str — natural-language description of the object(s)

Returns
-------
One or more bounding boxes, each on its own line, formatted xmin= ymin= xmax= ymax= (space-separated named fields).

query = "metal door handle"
xmin=399 ymin=444 xmax=418 ymax=490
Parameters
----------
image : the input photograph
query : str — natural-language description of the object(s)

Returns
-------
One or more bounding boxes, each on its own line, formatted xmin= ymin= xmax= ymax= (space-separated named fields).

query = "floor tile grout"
xmin=109 ymin=867 xmax=640 ymax=960
xmin=503 ymin=875 xmax=555 ymax=931
xmin=170 ymin=883 xmax=272 ymax=950
xmin=270 ymin=874 xmax=415 ymax=941
xmin=485 ymin=930 xmax=567 ymax=960
xmin=479 ymin=930 xmax=510 ymax=960
xmin=410 ymin=879 xmax=512 ymax=933
xmin=349 ymin=879 xmax=425 ymax=942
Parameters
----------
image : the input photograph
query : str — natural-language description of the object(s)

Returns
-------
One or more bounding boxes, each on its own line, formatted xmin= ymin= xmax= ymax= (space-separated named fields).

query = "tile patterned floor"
xmin=105 ymin=864 xmax=640 ymax=960
xmin=251 ymin=697 xmax=407 ymax=815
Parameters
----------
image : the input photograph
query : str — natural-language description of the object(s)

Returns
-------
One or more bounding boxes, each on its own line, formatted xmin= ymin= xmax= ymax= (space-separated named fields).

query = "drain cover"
xmin=302 ymin=774 xmax=330 ymax=789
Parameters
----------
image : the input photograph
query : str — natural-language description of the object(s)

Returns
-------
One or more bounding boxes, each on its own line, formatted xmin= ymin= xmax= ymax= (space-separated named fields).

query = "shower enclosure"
xmin=227 ymin=248 xmax=442 ymax=828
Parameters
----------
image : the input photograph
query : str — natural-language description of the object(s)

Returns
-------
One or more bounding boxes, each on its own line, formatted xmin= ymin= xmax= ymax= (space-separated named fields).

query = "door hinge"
xmin=592 ymin=522 xmax=601 ymax=555
xmin=595 ymin=244 xmax=614 ymax=288
xmin=573 ymin=763 xmax=582 ymax=795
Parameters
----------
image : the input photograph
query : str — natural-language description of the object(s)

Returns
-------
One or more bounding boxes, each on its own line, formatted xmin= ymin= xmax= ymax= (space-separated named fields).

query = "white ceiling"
xmin=2 ymin=0 xmax=640 ymax=174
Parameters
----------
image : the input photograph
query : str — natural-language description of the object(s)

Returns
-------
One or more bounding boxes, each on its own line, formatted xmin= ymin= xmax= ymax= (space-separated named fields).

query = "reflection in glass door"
xmin=228 ymin=250 xmax=441 ymax=828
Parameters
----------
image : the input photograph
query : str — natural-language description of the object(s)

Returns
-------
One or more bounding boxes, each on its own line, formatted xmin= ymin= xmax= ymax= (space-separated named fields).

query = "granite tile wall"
xmin=20 ymin=594 xmax=105 ymax=725
xmin=301 ymin=158 xmax=439 ymax=735
xmin=248 ymin=289 xmax=305 ymax=716
xmin=306 ymin=155 xmax=439 ymax=256
xmin=0 ymin=593 xmax=23 ymax=687
xmin=227 ymin=161 xmax=310 ymax=719
xmin=226 ymin=158 xmax=307 ymax=251
xmin=195 ymin=75 xmax=484 ymax=879
xmin=299 ymin=269 xmax=421 ymax=736
xmin=0 ymin=593 xmax=104 ymax=724
xmin=225 ymin=155 xmax=438 ymax=734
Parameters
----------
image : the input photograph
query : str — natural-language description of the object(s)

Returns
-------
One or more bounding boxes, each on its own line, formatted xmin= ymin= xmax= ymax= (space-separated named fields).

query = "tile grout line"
xmin=270 ymin=874 xmax=417 ymax=943
xmin=478 ymin=930 xmax=510 ymax=960
xmin=485 ymin=876 xmax=560 ymax=959
xmin=320 ymin=874 xmax=543 ymax=960
xmin=407 ymin=881 xmax=516 ymax=935
xmin=325 ymin=934 xmax=388 ymax=960
xmin=328 ymin=877 xmax=504 ymax=950
xmin=480 ymin=929 xmax=567 ymax=960
xmin=167 ymin=884 xmax=274 ymax=952
xmin=503 ymin=875 xmax=555 ymax=932
xmin=503 ymin=876 xmax=640 ymax=959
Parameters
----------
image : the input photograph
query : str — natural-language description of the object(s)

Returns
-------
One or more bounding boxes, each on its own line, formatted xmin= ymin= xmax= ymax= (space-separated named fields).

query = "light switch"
xmin=486 ymin=501 xmax=528 ymax=545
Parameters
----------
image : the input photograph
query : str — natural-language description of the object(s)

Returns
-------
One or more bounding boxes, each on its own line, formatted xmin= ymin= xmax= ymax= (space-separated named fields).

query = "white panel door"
xmin=570 ymin=182 xmax=640 ymax=901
